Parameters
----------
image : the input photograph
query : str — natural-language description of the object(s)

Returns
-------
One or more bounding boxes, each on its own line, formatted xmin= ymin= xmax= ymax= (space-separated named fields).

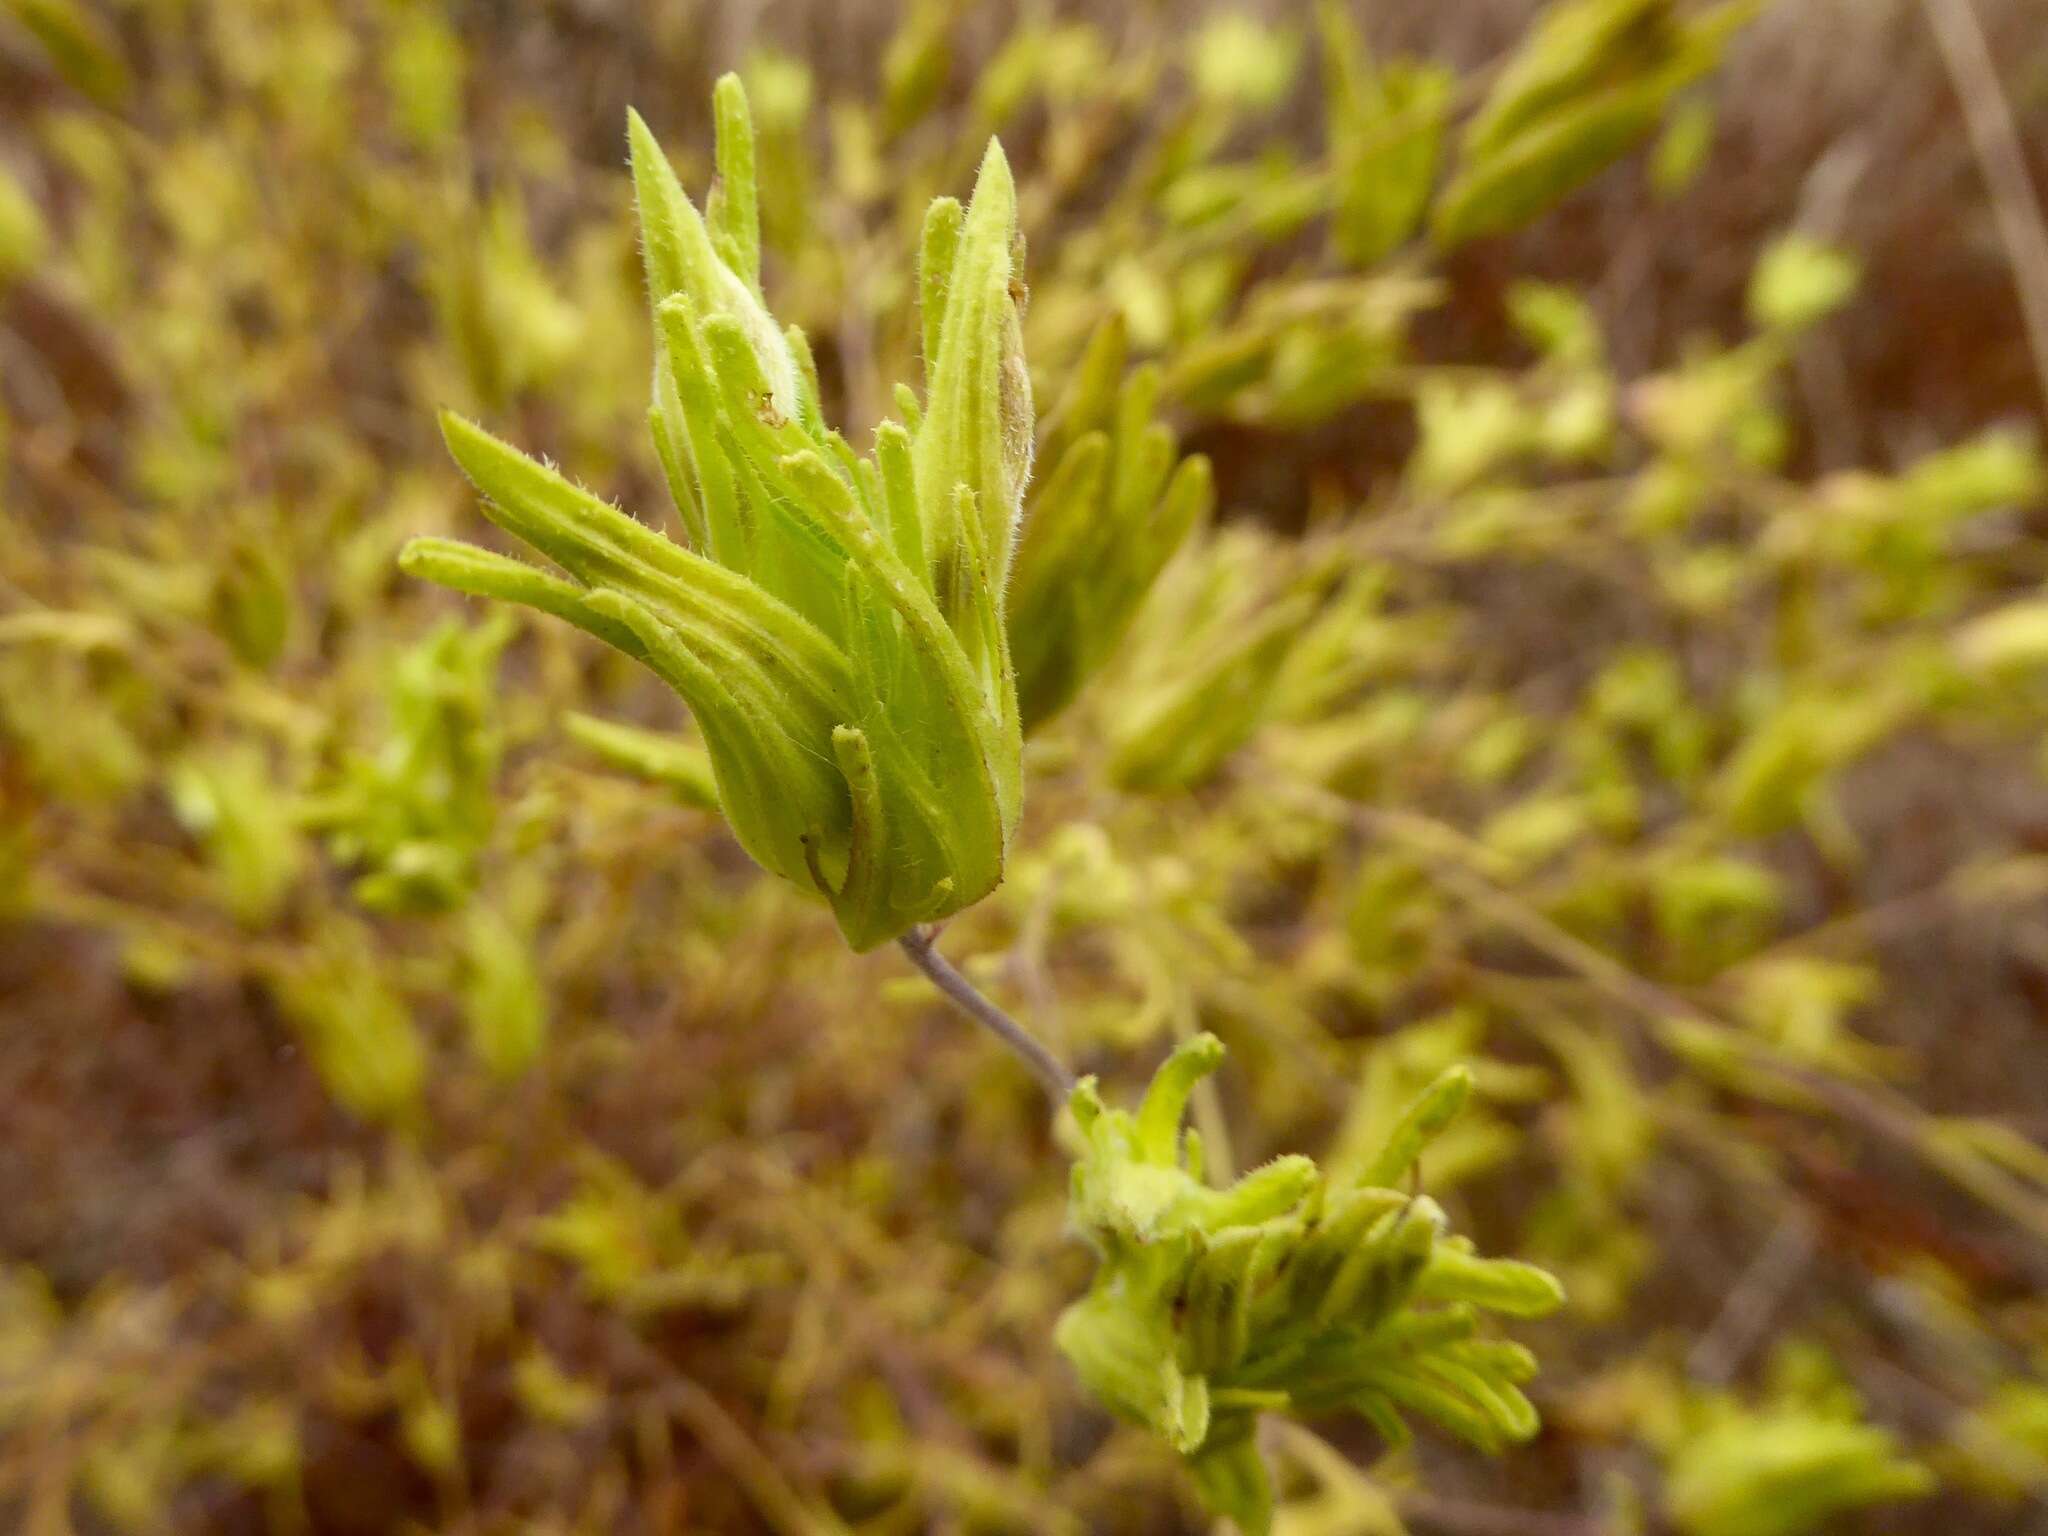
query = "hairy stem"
xmin=897 ymin=927 xmax=1077 ymax=1107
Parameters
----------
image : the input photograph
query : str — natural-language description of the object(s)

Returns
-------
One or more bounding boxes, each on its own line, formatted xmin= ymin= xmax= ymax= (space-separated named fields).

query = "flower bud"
xmin=402 ymin=77 xmax=1028 ymax=951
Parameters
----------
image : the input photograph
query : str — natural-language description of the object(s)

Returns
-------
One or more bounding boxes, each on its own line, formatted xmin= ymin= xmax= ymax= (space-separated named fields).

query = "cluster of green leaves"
xmin=1058 ymin=1039 xmax=1562 ymax=1531
xmin=409 ymin=79 xmax=1040 ymax=950
xmin=1665 ymin=1401 xmax=1934 ymax=1536
xmin=1432 ymin=0 xmax=1756 ymax=246
xmin=303 ymin=613 xmax=512 ymax=913
xmin=1010 ymin=315 xmax=1213 ymax=733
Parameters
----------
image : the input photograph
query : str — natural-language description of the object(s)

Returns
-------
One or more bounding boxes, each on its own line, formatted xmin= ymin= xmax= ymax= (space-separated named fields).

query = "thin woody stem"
xmin=897 ymin=926 xmax=1077 ymax=1107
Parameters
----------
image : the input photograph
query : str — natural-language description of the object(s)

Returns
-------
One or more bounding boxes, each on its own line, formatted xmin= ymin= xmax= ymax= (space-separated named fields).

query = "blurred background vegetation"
xmin=4 ymin=0 xmax=2048 ymax=1532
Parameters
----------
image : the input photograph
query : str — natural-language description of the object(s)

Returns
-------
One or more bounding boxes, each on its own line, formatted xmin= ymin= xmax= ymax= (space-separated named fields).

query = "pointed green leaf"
xmin=707 ymin=72 xmax=761 ymax=293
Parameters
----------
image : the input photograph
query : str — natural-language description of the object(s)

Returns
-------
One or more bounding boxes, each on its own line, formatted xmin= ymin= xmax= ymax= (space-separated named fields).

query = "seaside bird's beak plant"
xmin=1061 ymin=1040 xmax=1565 ymax=1531
xmin=401 ymin=76 xmax=1561 ymax=1532
xmin=405 ymin=74 xmax=1030 ymax=955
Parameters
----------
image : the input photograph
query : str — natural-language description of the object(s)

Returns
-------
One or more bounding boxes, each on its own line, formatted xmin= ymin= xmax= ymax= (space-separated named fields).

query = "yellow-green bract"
xmin=401 ymin=75 xmax=1031 ymax=950
xmin=1056 ymin=1035 xmax=1565 ymax=1535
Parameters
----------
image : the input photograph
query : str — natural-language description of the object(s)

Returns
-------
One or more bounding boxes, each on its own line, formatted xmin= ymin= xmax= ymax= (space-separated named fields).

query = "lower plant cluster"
xmin=1058 ymin=1040 xmax=1565 ymax=1532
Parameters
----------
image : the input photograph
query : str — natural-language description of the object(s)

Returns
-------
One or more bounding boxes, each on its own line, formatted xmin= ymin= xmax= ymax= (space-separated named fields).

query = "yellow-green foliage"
xmin=1058 ymin=1043 xmax=1561 ymax=1532
xmin=4 ymin=2 xmax=2047 ymax=1535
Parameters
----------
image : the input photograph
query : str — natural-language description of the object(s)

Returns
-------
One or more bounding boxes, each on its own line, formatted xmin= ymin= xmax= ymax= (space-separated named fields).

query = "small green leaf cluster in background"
xmin=1319 ymin=1 xmax=1452 ymax=267
xmin=1653 ymin=1347 xmax=1937 ymax=1536
xmin=1433 ymin=0 xmax=1756 ymax=247
xmin=1104 ymin=528 xmax=1325 ymax=793
xmin=1008 ymin=315 xmax=1213 ymax=733
xmin=1057 ymin=1037 xmax=1563 ymax=1532
xmin=305 ymin=613 xmax=513 ymax=914
xmin=1665 ymin=1403 xmax=1934 ymax=1536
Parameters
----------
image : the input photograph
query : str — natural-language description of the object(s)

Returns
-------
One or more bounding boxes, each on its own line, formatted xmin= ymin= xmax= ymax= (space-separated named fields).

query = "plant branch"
xmin=1922 ymin=0 xmax=2048 ymax=418
xmin=1686 ymin=1211 xmax=1816 ymax=1386
xmin=898 ymin=927 xmax=1077 ymax=1108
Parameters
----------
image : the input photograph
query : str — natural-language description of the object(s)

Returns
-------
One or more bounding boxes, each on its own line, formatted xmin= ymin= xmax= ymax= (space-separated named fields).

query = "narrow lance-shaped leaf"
xmin=1358 ymin=1065 xmax=1473 ymax=1189
xmin=707 ymin=72 xmax=761 ymax=294
xmin=914 ymin=141 xmax=1032 ymax=588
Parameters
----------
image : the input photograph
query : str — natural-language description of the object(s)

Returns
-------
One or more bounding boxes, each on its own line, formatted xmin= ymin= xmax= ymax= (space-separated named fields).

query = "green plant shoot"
xmin=403 ymin=76 xmax=1032 ymax=950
